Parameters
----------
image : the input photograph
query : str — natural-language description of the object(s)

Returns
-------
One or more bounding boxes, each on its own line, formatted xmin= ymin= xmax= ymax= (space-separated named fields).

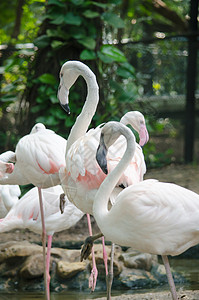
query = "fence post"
xmin=184 ymin=0 xmax=199 ymax=163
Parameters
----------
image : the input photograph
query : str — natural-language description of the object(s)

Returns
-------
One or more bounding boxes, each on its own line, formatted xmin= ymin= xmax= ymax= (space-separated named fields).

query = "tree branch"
xmin=11 ymin=0 xmax=25 ymax=39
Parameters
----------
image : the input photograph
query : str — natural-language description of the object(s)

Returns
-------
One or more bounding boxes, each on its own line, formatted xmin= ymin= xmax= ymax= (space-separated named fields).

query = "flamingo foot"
xmin=89 ymin=266 xmax=98 ymax=292
xmin=59 ymin=193 xmax=66 ymax=214
xmin=81 ymin=233 xmax=104 ymax=261
xmin=106 ymin=271 xmax=113 ymax=300
xmin=81 ymin=236 xmax=94 ymax=261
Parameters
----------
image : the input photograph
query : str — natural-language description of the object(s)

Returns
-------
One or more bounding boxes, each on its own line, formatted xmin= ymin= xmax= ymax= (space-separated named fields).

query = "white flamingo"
xmin=93 ymin=121 xmax=199 ymax=300
xmin=0 ymin=185 xmax=21 ymax=217
xmin=0 ymin=185 xmax=84 ymax=296
xmin=58 ymin=61 xmax=149 ymax=292
xmin=0 ymin=123 xmax=67 ymax=300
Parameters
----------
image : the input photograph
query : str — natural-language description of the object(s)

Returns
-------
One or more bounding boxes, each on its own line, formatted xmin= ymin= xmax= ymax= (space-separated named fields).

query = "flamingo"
xmin=0 ymin=185 xmax=84 ymax=296
xmin=92 ymin=120 xmax=199 ymax=300
xmin=58 ymin=61 xmax=149 ymax=293
xmin=0 ymin=123 xmax=67 ymax=300
xmin=0 ymin=185 xmax=21 ymax=217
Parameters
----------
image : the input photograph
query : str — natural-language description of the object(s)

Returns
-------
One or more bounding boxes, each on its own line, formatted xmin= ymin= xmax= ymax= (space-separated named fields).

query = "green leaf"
xmin=0 ymin=95 xmax=17 ymax=102
xmin=100 ymin=45 xmax=126 ymax=62
xmin=121 ymin=62 xmax=135 ymax=74
xmin=116 ymin=63 xmax=136 ymax=79
xmin=71 ymin=0 xmax=84 ymax=5
xmin=36 ymin=115 xmax=59 ymax=126
xmin=102 ymin=12 xmax=124 ymax=28
xmin=78 ymin=37 xmax=96 ymax=50
xmin=31 ymin=105 xmax=43 ymax=113
xmin=80 ymin=49 xmax=96 ymax=60
xmin=34 ymin=35 xmax=50 ymax=48
xmin=82 ymin=10 xmax=100 ymax=18
xmin=49 ymin=94 xmax=58 ymax=103
xmin=91 ymin=1 xmax=110 ymax=8
xmin=37 ymin=73 xmax=57 ymax=85
xmin=64 ymin=13 xmax=82 ymax=25
xmin=51 ymin=40 xmax=63 ymax=49
xmin=48 ymin=0 xmax=65 ymax=7
xmin=46 ymin=29 xmax=69 ymax=39
xmin=97 ymin=51 xmax=114 ymax=63
xmin=109 ymin=0 xmax=122 ymax=4
xmin=69 ymin=27 xmax=86 ymax=39
xmin=50 ymin=15 xmax=65 ymax=25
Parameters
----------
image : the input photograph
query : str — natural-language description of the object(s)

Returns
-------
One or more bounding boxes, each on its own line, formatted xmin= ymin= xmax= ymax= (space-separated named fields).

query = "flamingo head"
xmin=120 ymin=111 xmax=149 ymax=147
xmin=58 ymin=61 xmax=87 ymax=115
xmin=96 ymin=121 xmax=135 ymax=174
xmin=30 ymin=123 xmax=46 ymax=134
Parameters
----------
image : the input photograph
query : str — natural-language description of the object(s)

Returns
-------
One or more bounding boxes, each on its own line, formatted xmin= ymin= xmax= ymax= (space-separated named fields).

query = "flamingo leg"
xmin=106 ymin=243 xmax=115 ymax=300
xmin=46 ymin=235 xmax=52 ymax=300
xmin=38 ymin=187 xmax=48 ymax=299
xmin=101 ymin=236 xmax=108 ymax=276
xmin=161 ymin=255 xmax=178 ymax=300
xmin=86 ymin=213 xmax=98 ymax=292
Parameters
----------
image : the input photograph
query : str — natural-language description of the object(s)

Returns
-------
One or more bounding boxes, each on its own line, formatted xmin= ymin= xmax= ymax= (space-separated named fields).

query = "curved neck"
xmin=65 ymin=71 xmax=99 ymax=154
xmin=93 ymin=127 xmax=136 ymax=222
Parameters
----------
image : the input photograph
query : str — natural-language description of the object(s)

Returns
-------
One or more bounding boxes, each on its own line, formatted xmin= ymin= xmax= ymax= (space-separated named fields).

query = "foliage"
xmin=0 ymin=0 xmax=194 ymax=166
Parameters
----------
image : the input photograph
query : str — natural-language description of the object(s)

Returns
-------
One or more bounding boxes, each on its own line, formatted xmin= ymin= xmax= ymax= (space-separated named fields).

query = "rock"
xmin=20 ymin=254 xmax=44 ymax=278
xmin=0 ymin=241 xmax=42 ymax=263
xmin=118 ymin=267 xmax=158 ymax=289
xmin=57 ymin=261 xmax=87 ymax=279
xmin=119 ymin=251 xmax=158 ymax=271
xmin=0 ymin=240 xmax=186 ymax=293
xmin=51 ymin=247 xmax=81 ymax=262
xmin=93 ymin=255 xmax=122 ymax=278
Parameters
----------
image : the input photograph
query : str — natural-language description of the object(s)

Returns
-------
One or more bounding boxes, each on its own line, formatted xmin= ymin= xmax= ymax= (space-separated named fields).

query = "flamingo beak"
xmin=139 ymin=124 xmax=149 ymax=147
xmin=96 ymin=139 xmax=108 ymax=175
xmin=57 ymin=84 xmax=70 ymax=115
xmin=61 ymin=103 xmax=70 ymax=114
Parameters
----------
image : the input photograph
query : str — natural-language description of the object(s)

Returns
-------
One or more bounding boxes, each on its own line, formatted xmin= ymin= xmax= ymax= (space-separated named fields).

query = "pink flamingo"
xmin=0 ymin=123 xmax=67 ymax=300
xmin=93 ymin=121 xmax=199 ymax=300
xmin=58 ymin=61 xmax=149 ymax=293
xmin=0 ymin=184 xmax=21 ymax=217
xmin=0 ymin=185 xmax=84 ymax=296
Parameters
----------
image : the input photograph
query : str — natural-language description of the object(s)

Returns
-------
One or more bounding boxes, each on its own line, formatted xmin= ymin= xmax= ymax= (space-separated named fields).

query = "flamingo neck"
xmin=65 ymin=71 xmax=99 ymax=154
xmin=93 ymin=127 xmax=136 ymax=227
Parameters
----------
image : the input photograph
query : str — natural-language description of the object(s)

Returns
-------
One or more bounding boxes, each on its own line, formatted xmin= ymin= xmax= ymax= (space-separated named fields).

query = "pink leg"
xmin=87 ymin=213 xmax=98 ymax=292
xmin=38 ymin=187 xmax=48 ymax=299
xmin=101 ymin=236 xmax=108 ymax=276
xmin=161 ymin=255 xmax=179 ymax=300
xmin=46 ymin=235 xmax=52 ymax=300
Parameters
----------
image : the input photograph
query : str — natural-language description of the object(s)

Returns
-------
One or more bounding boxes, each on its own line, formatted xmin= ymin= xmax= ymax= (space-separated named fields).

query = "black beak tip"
xmin=61 ymin=103 xmax=70 ymax=115
xmin=103 ymin=166 xmax=108 ymax=175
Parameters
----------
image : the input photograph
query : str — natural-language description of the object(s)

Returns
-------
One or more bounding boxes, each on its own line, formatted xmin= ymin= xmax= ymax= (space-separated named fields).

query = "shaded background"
xmin=0 ymin=0 xmax=198 ymax=167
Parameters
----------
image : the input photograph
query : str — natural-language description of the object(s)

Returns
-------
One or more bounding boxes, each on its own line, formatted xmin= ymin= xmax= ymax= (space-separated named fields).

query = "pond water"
xmin=1 ymin=258 xmax=199 ymax=300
